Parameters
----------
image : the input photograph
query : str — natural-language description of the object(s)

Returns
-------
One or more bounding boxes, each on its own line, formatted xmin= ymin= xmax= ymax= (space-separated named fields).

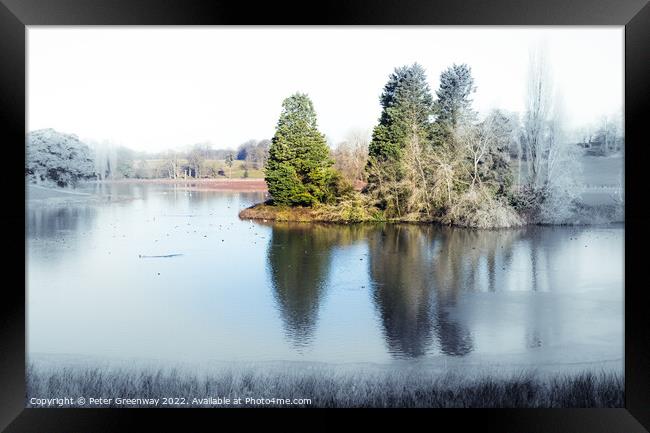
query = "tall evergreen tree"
xmin=369 ymin=63 xmax=435 ymax=162
xmin=366 ymin=63 xmax=436 ymax=217
xmin=265 ymin=93 xmax=334 ymax=206
xmin=434 ymin=64 xmax=476 ymax=134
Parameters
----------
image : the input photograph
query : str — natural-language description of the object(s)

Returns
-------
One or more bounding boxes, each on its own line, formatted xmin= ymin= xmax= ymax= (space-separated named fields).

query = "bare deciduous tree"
xmin=539 ymin=94 xmax=582 ymax=223
xmin=238 ymin=139 xmax=270 ymax=170
xmin=164 ymin=150 xmax=181 ymax=179
xmin=595 ymin=113 xmax=623 ymax=155
xmin=403 ymin=127 xmax=433 ymax=216
xmin=332 ymin=129 xmax=370 ymax=185
xmin=522 ymin=43 xmax=553 ymax=188
xmin=520 ymin=46 xmax=583 ymax=222
xmin=455 ymin=117 xmax=496 ymax=188
xmin=188 ymin=143 xmax=211 ymax=178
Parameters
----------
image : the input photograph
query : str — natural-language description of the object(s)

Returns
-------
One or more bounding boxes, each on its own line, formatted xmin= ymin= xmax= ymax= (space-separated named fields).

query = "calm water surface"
xmin=27 ymin=183 xmax=623 ymax=368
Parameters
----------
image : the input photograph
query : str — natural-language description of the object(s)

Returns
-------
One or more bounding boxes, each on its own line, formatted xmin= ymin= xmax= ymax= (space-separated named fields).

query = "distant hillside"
xmin=26 ymin=129 xmax=96 ymax=187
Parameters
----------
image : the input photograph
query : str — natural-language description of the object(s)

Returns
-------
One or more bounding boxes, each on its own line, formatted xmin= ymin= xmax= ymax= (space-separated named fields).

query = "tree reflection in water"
xmin=367 ymin=225 xmax=436 ymax=358
xmin=267 ymin=221 xmax=547 ymax=358
xmin=366 ymin=225 xmax=523 ymax=358
xmin=428 ymin=228 xmax=522 ymax=356
xmin=266 ymin=223 xmax=367 ymax=348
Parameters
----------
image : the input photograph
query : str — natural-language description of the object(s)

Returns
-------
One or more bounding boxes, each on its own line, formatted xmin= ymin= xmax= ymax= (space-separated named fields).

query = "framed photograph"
xmin=1 ymin=0 xmax=648 ymax=431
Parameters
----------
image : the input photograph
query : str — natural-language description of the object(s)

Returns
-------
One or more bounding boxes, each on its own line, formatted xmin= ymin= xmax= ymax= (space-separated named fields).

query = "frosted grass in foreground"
xmin=26 ymin=362 xmax=623 ymax=408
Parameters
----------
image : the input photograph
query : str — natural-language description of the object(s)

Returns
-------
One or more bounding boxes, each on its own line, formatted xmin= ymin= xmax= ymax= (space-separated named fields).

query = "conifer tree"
xmin=366 ymin=64 xmax=435 ymax=217
xmin=433 ymin=63 xmax=476 ymax=135
xmin=265 ymin=93 xmax=334 ymax=206
xmin=369 ymin=63 xmax=434 ymax=162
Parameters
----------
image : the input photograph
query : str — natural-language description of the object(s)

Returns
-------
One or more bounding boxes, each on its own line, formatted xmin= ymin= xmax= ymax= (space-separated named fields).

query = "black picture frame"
xmin=1 ymin=1 xmax=648 ymax=431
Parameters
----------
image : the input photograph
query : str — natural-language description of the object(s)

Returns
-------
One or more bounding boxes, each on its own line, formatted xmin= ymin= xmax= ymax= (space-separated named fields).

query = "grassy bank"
xmin=239 ymin=193 xmax=622 ymax=227
xmin=239 ymin=198 xmax=522 ymax=228
xmin=239 ymin=200 xmax=385 ymax=223
xmin=240 ymin=202 xmax=418 ymax=225
xmin=239 ymin=203 xmax=327 ymax=222
xmin=26 ymin=363 xmax=623 ymax=408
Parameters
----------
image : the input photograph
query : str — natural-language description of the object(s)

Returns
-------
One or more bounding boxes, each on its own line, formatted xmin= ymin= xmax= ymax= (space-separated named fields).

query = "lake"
xmin=27 ymin=182 xmax=623 ymax=371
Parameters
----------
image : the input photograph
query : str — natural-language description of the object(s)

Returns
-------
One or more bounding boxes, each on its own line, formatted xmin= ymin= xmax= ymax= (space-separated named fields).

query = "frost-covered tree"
xmin=265 ymin=93 xmax=335 ymax=206
xmin=516 ymin=45 xmax=582 ymax=223
xmin=87 ymin=139 xmax=116 ymax=180
xmin=26 ymin=129 xmax=95 ymax=187
xmin=522 ymin=45 xmax=553 ymax=188
xmin=479 ymin=109 xmax=516 ymax=194
xmin=538 ymin=95 xmax=582 ymax=223
xmin=594 ymin=113 xmax=623 ymax=155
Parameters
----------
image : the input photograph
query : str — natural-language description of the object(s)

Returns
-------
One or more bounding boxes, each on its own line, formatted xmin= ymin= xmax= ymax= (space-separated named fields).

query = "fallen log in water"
xmin=138 ymin=254 xmax=183 ymax=258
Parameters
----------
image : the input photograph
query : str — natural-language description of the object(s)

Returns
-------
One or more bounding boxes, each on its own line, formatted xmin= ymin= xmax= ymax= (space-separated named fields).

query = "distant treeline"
xmin=90 ymin=138 xmax=271 ymax=180
xmin=25 ymin=132 xmax=271 ymax=185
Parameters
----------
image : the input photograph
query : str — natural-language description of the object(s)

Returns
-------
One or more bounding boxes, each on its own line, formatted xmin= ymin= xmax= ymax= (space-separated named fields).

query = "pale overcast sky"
xmin=27 ymin=27 xmax=623 ymax=152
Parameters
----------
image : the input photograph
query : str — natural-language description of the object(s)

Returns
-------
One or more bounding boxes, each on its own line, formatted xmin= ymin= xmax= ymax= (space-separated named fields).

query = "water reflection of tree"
xmin=367 ymin=225 xmax=437 ymax=358
xmin=267 ymin=220 xmax=528 ymax=357
xmin=27 ymin=205 xmax=97 ymax=240
xmin=430 ymin=229 xmax=521 ymax=356
xmin=27 ymin=205 xmax=98 ymax=265
xmin=368 ymin=225 xmax=523 ymax=358
xmin=267 ymin=223 xmax=367 ymax=347
xmin=431 ymin=228 xmax=523 ymax=293
xmin=522 ymin=226 xmax=587 ymax=349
